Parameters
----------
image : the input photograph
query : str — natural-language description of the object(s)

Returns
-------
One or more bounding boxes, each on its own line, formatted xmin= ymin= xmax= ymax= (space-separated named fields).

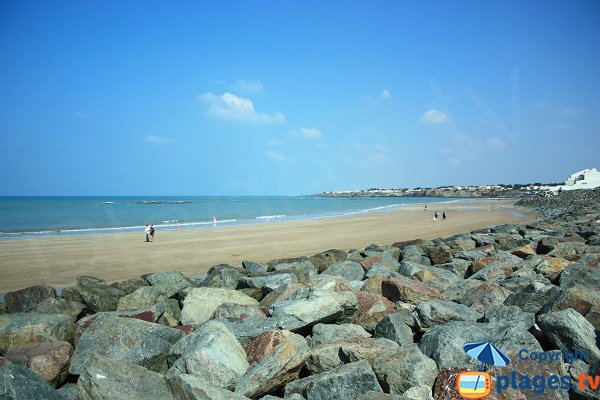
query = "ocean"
xmin=0 ymin=196 xmax=461 ymax=239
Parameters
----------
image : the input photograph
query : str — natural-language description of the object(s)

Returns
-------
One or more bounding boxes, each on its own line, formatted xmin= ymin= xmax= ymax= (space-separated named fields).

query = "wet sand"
xmin=0 ymin=199 xmax=534 ymax=293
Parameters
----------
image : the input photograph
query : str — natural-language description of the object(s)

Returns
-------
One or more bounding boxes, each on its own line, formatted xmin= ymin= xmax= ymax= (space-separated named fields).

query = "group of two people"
xmin=144 ymin=224 xmax=155 ymax=242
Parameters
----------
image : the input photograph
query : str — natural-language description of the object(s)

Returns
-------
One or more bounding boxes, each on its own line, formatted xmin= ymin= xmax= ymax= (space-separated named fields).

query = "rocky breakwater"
xmin=1 ymin=199 xmax=599 ymax=399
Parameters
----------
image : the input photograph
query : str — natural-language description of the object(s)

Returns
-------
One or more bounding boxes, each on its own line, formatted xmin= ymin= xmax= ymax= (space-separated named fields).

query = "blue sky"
xmin=1 ymin=1 xmax=599 ymax=195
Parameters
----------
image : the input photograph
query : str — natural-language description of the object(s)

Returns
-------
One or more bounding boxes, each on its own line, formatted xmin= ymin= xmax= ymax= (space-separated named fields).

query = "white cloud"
xmin=289 ymin=128 xmax=322 ymax=139
xmin=200 ymin=92 xmax=286 ymax=124
xmin=143 ymin=135 xmax=171 ymax=145
xmin=485 ymin=138 xmax=507 ymax=151
xmin=268 ymin=138 xmax=282 ymax=147
xmin=419 ymin=109 xmax=448 ymax=124
xmin=235 ymin=79 xmax=264 ymax=94
xmin=382 ymin=89 xmax=391 ymax=99
xmin=265 ymin=150 xmax=293 ymax=163
xmin=74 ymin=112 xmax=90 ymax=120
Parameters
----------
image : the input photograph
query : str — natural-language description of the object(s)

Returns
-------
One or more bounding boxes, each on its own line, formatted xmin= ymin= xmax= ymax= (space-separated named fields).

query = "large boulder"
xmin=373 ymin=312 xmax=414 ymax=347
xmin=4 ymin=341 xmax=73 ymax=387
xmin=381 ymin=277 xmax=444 ymax=305
xmin=481 ymin=305 xmax=535 ymax=330
xmin=27 ymin=297 xmax=86 ymax=319
xmin=284 ymin=360 xmax=383 ymax=400
xmin=371 ymin=344 xmax=438 ymax=395
xmin=110 ymin=276 xmax=150 ymax=295
xmin=181 ymin=288 xmax=259 ymax=325
xmin=310 ymin=323 xmax=371 ymax=347
xmin=272 ymin=261 xmax=319 ymax=283
xmin=322 ymin=261 xmax=365 ymax=282
xmin=77 ymin=355 xmax=175 ymax=400
xmin=238 ymin=273 xmax=298 ymax=294
xmin=74 ymin=283 xmax=126 ymax=313
xmin=218 ymin=317 xmax=282 ymax=347
xmin=4 ymin=285 xmax=57 ymax=313
xmin=0 ymin=313 xmax=75 ymax=353
xmin=145 ymin=271 xmax=196 ymax=293
xmin=69 ymin=314 xmax=183 ymax=375
xmin=536 ymin=308 xmax=600 ymax=362
xmin=168 ymin=320 xmax=248 ymax=390
xmin=235 ymin=330 xmax=309 ymax=398
xmin=351 ymin=292 xmax=397 ymax=332
xmin=310 ymin=249 xmax=348 ymax=273
xmin=0 ymin=363 xmax=62 ymax=400
xmin=268 ymin=292 xmax=343 ymax=332
xmin=413 ymin=300 xmax=482 ymax=332
xmin=169 ymin=374 xmax=251 ymax=400
xmin=459 ymin=282 xmax=512 ymax=313
xmin=201 ymin=268 xmax=241 ymax=289
xmin=117 ymin=286 xmax=171 ymax=311
xmin=418 ymin=321 xmax=542 ymax=370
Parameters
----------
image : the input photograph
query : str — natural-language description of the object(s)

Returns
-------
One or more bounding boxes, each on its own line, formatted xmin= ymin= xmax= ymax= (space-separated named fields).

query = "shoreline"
xmin=0 ymin=199 xmax=534 ymax=293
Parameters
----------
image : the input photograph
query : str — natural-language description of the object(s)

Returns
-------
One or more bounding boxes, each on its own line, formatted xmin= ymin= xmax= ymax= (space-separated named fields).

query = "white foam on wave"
xmin=256 ymin=215 xmax=286 ymax=219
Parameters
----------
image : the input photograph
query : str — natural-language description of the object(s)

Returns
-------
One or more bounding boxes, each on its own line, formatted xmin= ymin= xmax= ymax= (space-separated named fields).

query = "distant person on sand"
xmin=144 ymin=224 xmax=150 ymax=242
xmin=213 ymin=217 xmax=217 ymax=227
xmin=442 ymin=212 xmax=447 ymax=220
xmin=424 ymin=205 xmax=427 ymax=211
xmin=433 ymin=211 xmax=438 ymax=221
xmin=149 ymin=224 xmax=155 ymax=242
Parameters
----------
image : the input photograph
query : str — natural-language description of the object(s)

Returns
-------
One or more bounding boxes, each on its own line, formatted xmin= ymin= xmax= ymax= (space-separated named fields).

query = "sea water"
xmin=0 ymin=196 xmax=461 ymax=239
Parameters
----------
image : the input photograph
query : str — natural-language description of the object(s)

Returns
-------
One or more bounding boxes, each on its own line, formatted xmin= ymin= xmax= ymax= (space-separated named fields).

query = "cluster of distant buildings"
xmin=319 ymin=168 xmax=600 ymax=198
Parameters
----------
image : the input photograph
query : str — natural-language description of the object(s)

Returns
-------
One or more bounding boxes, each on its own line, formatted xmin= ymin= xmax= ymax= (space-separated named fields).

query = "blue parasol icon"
xmin=464 ymin=341 xmax=511 ymax=367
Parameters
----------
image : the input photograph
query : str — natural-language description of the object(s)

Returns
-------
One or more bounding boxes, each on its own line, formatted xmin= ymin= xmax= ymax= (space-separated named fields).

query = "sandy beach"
xmin=0 ymin=199 xmax=534 ymax=293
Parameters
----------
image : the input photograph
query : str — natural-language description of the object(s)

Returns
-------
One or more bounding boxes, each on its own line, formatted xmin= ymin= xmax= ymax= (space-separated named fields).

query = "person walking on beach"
xmin=144 ymin=224 xmax=150 ymax=242
xmin=442 ymin=212 xmax=447 ymax=221
xmin=149 ymin=224 xmax=155 ymax=242
xmin=433 ymin=211 xmax=438 ymax=221
xmin=424 ymin=204 xmax=427 ymax=212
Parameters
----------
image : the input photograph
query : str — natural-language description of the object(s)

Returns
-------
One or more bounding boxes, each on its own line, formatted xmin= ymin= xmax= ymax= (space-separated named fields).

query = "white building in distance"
xmin=550 ymin=168 xmax=600 ymax=192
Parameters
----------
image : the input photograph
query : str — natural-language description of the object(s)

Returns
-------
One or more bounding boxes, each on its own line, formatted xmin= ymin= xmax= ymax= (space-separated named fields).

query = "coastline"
xmin=0 ymin=199 xmax=533 ymax=293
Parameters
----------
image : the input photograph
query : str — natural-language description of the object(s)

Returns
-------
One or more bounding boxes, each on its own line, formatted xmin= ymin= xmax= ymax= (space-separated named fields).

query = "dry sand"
xmin=0 ymin=199 xmax=534 ymax=293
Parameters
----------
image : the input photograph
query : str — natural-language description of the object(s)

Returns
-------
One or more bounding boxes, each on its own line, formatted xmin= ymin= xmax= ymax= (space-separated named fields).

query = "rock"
xmin=364 ymin=263 xmax=400 ymax=280
xmin=213 ymin=303 xmax=266 ymax=321
xmin=235 ymin=330 xmax=309 ymax=398
xmin=351 ymin=292 xmax=397 ymax=332
xmin=0 ymin=312 xmax=74 ymax=353
xmin=536 ymin=308 xmax=600 ymax=362
xmin=56 ymin=384 xmax=79 ymax=400
xmin=339 ymin=338 xmax=401 ymax=366
xmin=381 ymin=277 xmax=444 ymax=305
xmin=481 ymin=305 xmax=535 ymax=330
xmin=268 ymin=292 xmax=343 ymax=332
xmin=244 ymin=330 xmax=294 ymax=365
xmin=322 ymin=261 xmax=365 ymax=282
xmin=27 ymin=297 xmax=86 ymax=319
xmin=4 ymin=285 xmax=57 ymax=313
xmin=371 ymin=344 xmax=438 ymax=395
xmin=442 ymin=279 xmax=483 ymax=302
xmin=459 ymin=282 xmax=512 ymax=313
xmin=434 ymin=260 xmax=471 ymax=279
xmin=77 ymin=283 xmax=127 ymax=312
xmin=201 ymin=268 xmax=241 ymax=289
xmin=373 ymin=312 xmax=413 ymax=346
xmin=403 ymin=386 xmax=434 ymax=400
xmin=425 ymin=245 xmax=453 ymax=265
xmin=413 ymin=300 xmax=482 ymax=332
xmin=510 ymin=243 xmax=537 ymax=259
xmin=306 ymin=342 xmax=347 ymax=374
xmin=239 ymin=273 xmax=298 ymax=294
xmin=400 ymin=245 xmax=429 ymax=265
xmin=310 ymin=249 xmax=348 ymax=273
xmin=559 ymin=255 xmax=600 ymax=289
xmin=585 ymin=302 xmax=600 ymax=330
xmin=4 ymin=341 xmax=73 ymax=386
xmin=0 ymin=357 xmax=10 ymax=367
xmin=181 ymin=288 xmax=259 ymax=325
xmin=357 ymin=392 xmax=407 ymax=400
xmin=0 ymin=303 xmax=7 ymax=315
xmin=168 ymin=320 xmax=248 ymax=390
xmin=361 ymin=275 xmax=386 ymax=295
xmin=157 ymin=298 xmax=182 ymax=327
xmin=273 ymin=261 xmax=318 ymax=283
xmin=218 ymin=317 xmax=282 ymax=347
xmin=446 ymin=235 xmax=477 ymax=252
xmin=0 ymin=364 xmax=62 ymax=400
xmin=284 ymin=360 xmax=383 ymax=400
xmin=110 ymin=276 xmax=150 ymax=294
xmin=503 ymin=284 xmax=563 ymax=314
xmin=117 ymin=286 xmax=170 ymax=311
xmin=534 ymin=257 xmax=573 ymax=281
xmin=77 ymin=355 xmax=175 ymax=400
xmin=146 ymin=271 xmax=196 ymax=292
xmin=310 ymin=323 xmax=371 ymax=347
xmin=468 ymin=262 xmax=513 ymax=282
xmin=69 ymin=314 xmax=183 ymax=375
xmin=243 ymin=260 xmax=269 ymax=274
xmin=169 ymin=374 xmax=252 ymax=400
xmin=77 ymin=275 xmax=106 ymax=286
xmin=412 ymin=266 xmax=461 ymax=293
xmin=418 ymin=321 xmax=542 ymax=370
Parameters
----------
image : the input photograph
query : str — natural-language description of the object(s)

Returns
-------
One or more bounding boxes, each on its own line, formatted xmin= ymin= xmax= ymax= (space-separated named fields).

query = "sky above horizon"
xmin=1 ymin=1 xmax=599 ymax=196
